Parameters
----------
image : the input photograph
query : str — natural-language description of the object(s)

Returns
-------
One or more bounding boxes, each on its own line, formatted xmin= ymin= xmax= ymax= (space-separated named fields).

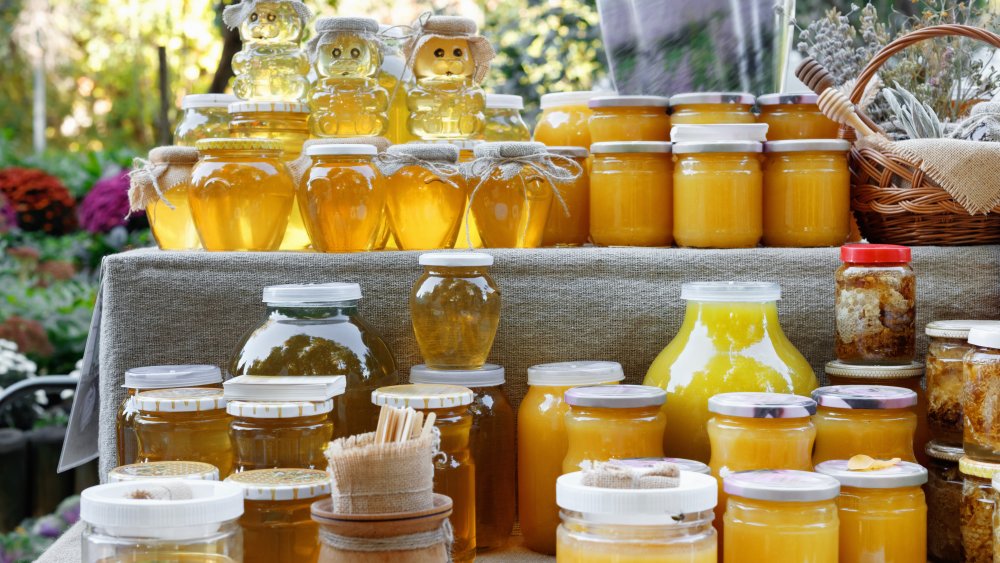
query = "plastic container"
xmin=644 ymin=282 xmax=816 ymax=462
xmin=409 ymin=364 xmax=515 ymax=552
xmin=81 ymin=480 xmax=243 ymax=563
xmin=541 ymin=146 xmax=590 ymax=247
xmin=669 ymin=93 xmax=756 ymax=125
xmin=133 ymin=388 xmax=234 ymax=478
xmin=230 ymin=283 xmax=398 ymax=440
xmin=483 ymin=94 xmax=530 ymax=141
xmin=673 ymin=141 xmax=763 ymax=248
xmin=109 ymin=461 xmax=220 ymax=483
xmin=116 ymin=364 xmax=222 ymax=467
xmin=960 ymin=456 xmax=1000 ymax=563
xmin=228 ymin=398 xmax=334 ymax=472
xmin=589 ymin=141 xmax=673 ymax=247
xmin=556 ymin=470 xmax=718 ymax=562
xmin=811 ymin=385 xmax=918 ymax=464
xmin=835 ymin=244 xmax=915 ymax=365
xmin=410 ymin=252 xmax=500 ymax=370
xmin=588 ymin=95 xmax=671 ymax=143
xmin=175 ymin=94 xmax=238 ymax=146
xmin=533 ymin=91 xmax=597 ymax=148
xmin=925 ymin=441 xmax=965 ymax=563
xmin=963 ymin=327 xmax=1000 ymax=462
xmin=518 ymin=361 xmax=625 ymax=555
xmin=756 ymin=93 xmax=840 ymax=140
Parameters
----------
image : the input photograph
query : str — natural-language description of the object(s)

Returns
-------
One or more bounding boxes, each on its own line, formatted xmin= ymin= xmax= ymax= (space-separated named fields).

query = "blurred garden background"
xmin=0 ymin=0 xmax=996 ymax=560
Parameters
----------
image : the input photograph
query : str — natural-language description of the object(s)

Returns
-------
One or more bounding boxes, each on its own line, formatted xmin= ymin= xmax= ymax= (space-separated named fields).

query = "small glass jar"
xmin=960 ymin=456 xmax=1000 ymax=563
xmin=190 ymin=138 xmax=295 ymax=251
xmin=228 ymin=399 xmax=334 ymax=472
xmin=926 ymin=321 xmax=1000 ymax=446
xmin=824 ymin=360 xmax=929 ymax=465
xmin=588 ymin=95 xmax=671 ymax=143
xmin=134 ymin=388 xmax=234 ymax=478
xmin=925 ymin=441 xmax=965 ymax=563
xmin=81 ymin=480 xmax=243 ymax=563
xmin=541 ymin=146 xmax=590 ymax=247
xmin=707 ymin=393 xmax=817 ymax=540
xmin=410 ymin=252 xmax=500 ymax=370
xmin=673 ymin=141 xmax=763 ymax=248
xmin=384 ymin=144 xmax=466 ymax=250
xmin=811 ymin=385 xmax=918 ymax=465
xmin=616 ymin=457 xmax=711 ymax=475
xmin=533 ymin=91 xmax=597 ymax=148
xmin=835 ymin=244 xmax=916 ymax=365
xmin=483 ymin=94 xmax=530 ymax=141
xmin=175 ymin=94 xmax=238 ymax=146
xmin=519 ymin=361 xmax=625 ymax=556
xmin=669 ymin=92 xmax=756 ymax=125
xmin=109 ymin=460 xmax=219 ymax=482
xmin=227 ymin=468 xmax=330 ymax=563
xmin=964 ymin=328 xmax=1000 ymax=462
xmin=228 ymin=101 xmax=310 ymax=161
xmin=410 ymin=364 xmax=515 ymax=552
xmin=756 ymin=93 xmax=840 ymax=140
xmin=816 ymin=459 xmax=927 ymax=563
xmin=590 ymin=141 xmax=673 ymax=247
xmin=144 ymin=146 xmax=202 ymax=251
xmin=372 ymin=384 xmax=477 ymax=563
xmin=562 ymin=385 xmax=667 ymax=474
xmin=723 ymin=470 xmax=840 ymax=562
xmin=556 ymin=470 xmax=718 ymax=563
xmin=230 ymin=283 xmax=398 ymax=440
xmin=468 ymin=142 xmax=554 ymax=248
xmin=762 ymin=140 xmax=851 ymax=247
xmin=299 ymin=143 xmax=385 ymax=252
xmin=116 ymin=364 xmax=222 ymax=467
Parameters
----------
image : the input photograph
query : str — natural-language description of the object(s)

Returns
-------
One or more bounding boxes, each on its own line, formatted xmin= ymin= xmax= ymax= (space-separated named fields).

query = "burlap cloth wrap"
xmin=127 ymin=146 xmax=199 ymax=213
xmin=222 ymin=0 xmax=313 ymax=30
xmin=580 ymin=460 xmax=681 ymax=489
xmin=404 ymin=15 xmax=495 ymax=84
xmin=288 ymin=137 xmax=391 ymax=184
xmin=857 ymin=130 xmax=1000 ymax=215
xmin=325 ymin=431 xmax=437 ymax=515
xmin=306 ymin=16 xmax=382 ymax=63
xmin=375 ymin=143 xmax=461 ymax=182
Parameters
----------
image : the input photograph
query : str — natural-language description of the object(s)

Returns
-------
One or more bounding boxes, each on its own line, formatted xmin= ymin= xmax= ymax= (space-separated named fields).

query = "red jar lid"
xmin=840 ymin=244 xmax=911 ymax=264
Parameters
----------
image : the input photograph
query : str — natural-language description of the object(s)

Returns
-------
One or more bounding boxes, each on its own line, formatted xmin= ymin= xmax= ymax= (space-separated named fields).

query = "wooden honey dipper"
xmin=796 ymin=57 xmax=879 ymax=138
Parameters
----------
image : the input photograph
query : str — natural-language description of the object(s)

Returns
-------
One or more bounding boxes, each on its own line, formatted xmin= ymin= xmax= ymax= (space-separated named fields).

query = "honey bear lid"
xmin=228 ymin=101 xmax=309 ymax=114
xmin=708 ymin=392 xmax=816 ymax=419
xmin=824 ymin=360 xmax=924 ymax=380
xmin=262 ymin=282 xmax=362 ymax=304
xmin=410 ymin=364 xmax=505 ymax=388
xmin=109 ymin=461 xmax=220 ymax=483
xmin=486 ymin=94 xmax=524 ymax=109
xmin=372 ymin=384 xmax=475 ymax=409
xmin=418 ymin=251 xmax=493 ymax=267
xmin=226 ymin=469 xmax=331 ymax=501
xmin=527 ymin=361 xmax=625 ymax=386
xmin=757 ymin=92 xmax=820 ymax=105
xmin=926 ymin=320 xmax=1000 ymax=339
xmin=589 ymin=95 xmax=670 ymax=108
xmin=815 ymin=460 xmax=927 ymax=489
xmin=124 ymin=365 xmax=222 ymax=390
xmin=136 ymin=388 xmax=227 ymax=413
xmin=723 ymin=470 xmax=840 ymax=502
xmin=811 ymin=385 xmax=918 ymax=410
xmin=182 ymin=94 xmax=239 ymax=109
xmin=669 ymin=92 xmax=756 ymax=106
xmin=564 ymin=384 xmax=666 ymax=409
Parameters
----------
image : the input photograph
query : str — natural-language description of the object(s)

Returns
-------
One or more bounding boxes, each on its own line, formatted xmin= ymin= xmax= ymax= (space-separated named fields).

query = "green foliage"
xmin=0 ymin=134 xmax=135 ymax=198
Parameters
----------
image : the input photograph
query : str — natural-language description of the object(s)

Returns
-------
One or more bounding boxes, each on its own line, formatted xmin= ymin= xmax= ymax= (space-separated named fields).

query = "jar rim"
xmin=81 ymin=481 xmax=244 ymax=532
xmin=540 ymin=91 xmax=599 ymax=109
xmin=815 ymin=460 xmax=927 ymax=489
xmin=723 ymin=470 xmax=840 ymax=502
xmin=371 ymin=384 xmax=475 ymax=408
xmin=263 ymin=283 xmax=362 ymax=304
xmin=840 ymin=243 xmax=911 ymax=264
xmin=764 ymin=140 xmax=851 ymax=153
xmin=124 ymin=365 xmax=222 ymax=390
xmin=226 ymin=469 xmax=331 ymax=500
xmin=812 ymin=385 xmax=917 ymax=409
xmin=757 ymin=92 xmax=819 ymax=105
xmin=823 ymin=360 xmax=924 ymax=380
xmin=307 ymin=143 xmax=378 ymax=157
xmin=109 ymin=461 xmax=220 ymax=483
xmin=669 ymin=92 xmax=755 ymax=106
xmin=226 ymin=398 xmax=334 ymax=418
xmin=410 ymin=364 xmax=505 ymax=388
xmin=926 ymin=319 xmax=1000 ymax=338
xmin=557 ymin=470 xmax=718 ymax=517
xmin=527 ymin=361 xmax=625 ymax=386
xmin=136 ymin=388 xmax=226 ymax=413
xmin=486 ymin=93 xmax=524 ymax=109
xmin=418 ymin=252 xmax=493 ymax=267
xmin=228 ymin=101 xmax=309 ymax=114
xmin=591 ymin=141 xmax=671 ymax=154
xmin=182 ymin=94 xmax=239 ymax=110
xmin=925 ymin=440 xmax=964 ymax=462
xmin=968 ymin=327 xmax=1000 ymax=349
xmin=564 ymin=384 xmax=666 ymax=408
xmin=708 ymin=392 xmax=816 ymax=418
xmin=681 ymin=281 xmax=780 ymax=302
xmin=589 ymin=95 xmax=670 ymax=108
xmin=673 ymin=141 xmax=762 ymax=154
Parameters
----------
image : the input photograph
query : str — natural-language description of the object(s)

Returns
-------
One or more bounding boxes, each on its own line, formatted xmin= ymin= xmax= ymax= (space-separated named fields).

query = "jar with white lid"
xmin=81 ymin=480 xmax=244 ymax=562
xmin=964 ymin=327 xmax=1000 ymax=462
xmin=588 ymin=95 xmax=671 ymax=143
xmin=109 ymin=461 xmax=220 ymax=483
xmin=519 ymin=361 xmax=625 ymax=555
xmin=534 ymin=91 xmax=598 ymax=148
xmin=484 ymin=94 xmax=530 ymax=141
xmin=556 ymin=470 xmax=718 ymax=562
xmin=175 ymin=94 xmax=239 ymax=146
xmin=134 ymin=388 xmax=234 ymax=478
xmin=410 ymin=364 xmax=514 ymax=551
xmin=116 ymin=364 xmax=223 ymax=467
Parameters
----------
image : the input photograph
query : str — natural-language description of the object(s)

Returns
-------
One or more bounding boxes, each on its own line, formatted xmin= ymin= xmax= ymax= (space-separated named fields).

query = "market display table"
xmin=45 ymin=246 xmax=1000 ymax=562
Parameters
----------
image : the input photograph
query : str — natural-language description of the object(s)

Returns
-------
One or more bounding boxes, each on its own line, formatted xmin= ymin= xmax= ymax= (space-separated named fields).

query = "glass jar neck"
xmin=202 ymin=148 xmax=283 ymax=160
xmin=423 ymin=265 xmax=490 ymax=278
xmin=265 ymin=303 xmax=359 ymax=320
xmin=712 ymin=413 xmax=811 ymax=429
xmin=568 ymin=405 xmax=662 ymax=419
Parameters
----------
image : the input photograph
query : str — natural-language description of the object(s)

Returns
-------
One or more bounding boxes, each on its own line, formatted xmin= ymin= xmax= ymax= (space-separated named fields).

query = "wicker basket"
xmin=843 ymin=24 xmax=1000 ymax=246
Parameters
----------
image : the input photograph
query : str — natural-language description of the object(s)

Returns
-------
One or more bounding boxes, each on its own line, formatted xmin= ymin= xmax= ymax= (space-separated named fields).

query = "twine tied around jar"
xmin=127 ymin=146 xmax=199 ymax=215
xmin=288 ymin=137 xmax=391 ymax=185
xmin=318 ymin=519 xmax=455 ymax=561
xmin=462 ymin=141 xmax=583 ymax=248
xmin=374 ymin=144 xmax=462 ymax=188
xmin=305 ymin=16 xmax=384 ymax=64
xmin=222 ymin=0 xmax=313 ymax=30
xmin=580 ymin=460 xmax=681 ymax=489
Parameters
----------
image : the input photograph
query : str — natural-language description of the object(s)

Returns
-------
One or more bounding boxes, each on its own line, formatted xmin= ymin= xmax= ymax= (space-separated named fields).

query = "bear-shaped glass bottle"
xmin=227 ymin=0 xmax=311 ymax=102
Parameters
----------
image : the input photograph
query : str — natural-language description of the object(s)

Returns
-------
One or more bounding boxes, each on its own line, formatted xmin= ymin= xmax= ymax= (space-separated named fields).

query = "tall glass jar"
xmin=226 ymin=468 xmax=330 ymax=563
xmin=815 ymin=460 xmax=927 ymax=563
xmin=835 ymin=244 xmax=915 ymax=365
xmin=190 ymin=138 xmax=295 ymax=251
xmin=533 ymin=91 xmax=597 ymax=148
xmin=483 ymin=94 xmax=530 ymax=141
xmin=410 ymin=364 xmax=515 ymax=552
xmin=588 ymin=95 xmax=671 ymax=143
xmin=175 ymin=94 xmax=238 ymax=146
xmin=228 ymin=399 xmax=334 ymax=472
xmin=669 ymin=93 xmax=756 ymax=125
xmin=134 ymin=388 xmax=234 ymax=478
xmin=924 ymin=441 xmax=964 ymax=563
xmin=556 ymin=470 xmax=718 ymax=563
xmin=562 ymin=385 xmax=667 ymax=473
xmin=960 ymin=456 xmax=1000 ymax=563
xmin=964 ymin=327 xmax=1000 ymax=462
xmin=116 ymin=364 xmax=222 ymax=467
xmin=723 ymin=470 xmax=840 ymax=563
xmin=299 ymin=143 xmax=385 ymax=252
xmin=383 ymin=144 xmax=466 ymax=251
xmin=519 ymin=361 xmax=624 ymax=555
xmin=541 ymin=146 xmax=590 ymax=247
xmin=230 ymin=283 xmax=398 ymax=439
xmin=811 ymin=385 xmax=918 ymax=465
xmin=372 ymin=384 xmax=477 ymax=563
xmin=410 ymin=252 xmax=500 ymax=369
xmin=590 ymin=141 xmax=673 ymax=247
xmin=81 ymin=480 xmax=244 ymax=563
xmin=644 ymin=282 xmax=816 ymax=462
xmin=756 ymin=93 xmax=840 ymax=140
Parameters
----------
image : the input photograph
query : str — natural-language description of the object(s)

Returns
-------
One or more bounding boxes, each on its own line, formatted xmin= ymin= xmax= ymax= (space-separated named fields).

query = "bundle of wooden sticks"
xmin=374 ymin=405 xmax=436 ymax=444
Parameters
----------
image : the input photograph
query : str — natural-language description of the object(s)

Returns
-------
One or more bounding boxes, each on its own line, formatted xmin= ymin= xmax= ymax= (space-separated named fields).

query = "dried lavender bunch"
xmin=796 ymin=4 xmax=889 ymax=87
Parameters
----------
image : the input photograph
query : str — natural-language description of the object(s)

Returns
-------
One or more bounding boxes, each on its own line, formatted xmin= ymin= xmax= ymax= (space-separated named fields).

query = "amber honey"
xmin=590 ymin=142 xmax=673 ymax=247
xmin=588 ymin=96 xmax=670 ymax=143
xmin=812 ymin=385 xmax=918 ymax=464
xmin=133 ymin=388 xmax=234 ymax=478
xmin=757 ymin=93 xmax=840 ymax=140
xmin=541 ymin=147 xmax=589 ymax=247
xmin=669 ymin=93 xmax=756 ymax=125
xmin=533 ymin=91 xmax=596 ymax=147
xmin=383 ymin=145 xmax=466 ymax=250
xmin=469 ymin=143 xmax=554 ymax=248
xmin=229 ymin=399 xmax=334 ymax=472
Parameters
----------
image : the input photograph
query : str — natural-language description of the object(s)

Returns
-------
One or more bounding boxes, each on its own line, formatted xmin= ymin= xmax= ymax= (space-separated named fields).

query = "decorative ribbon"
xmin=127 ymin=157 xmax=173 ymax=214
xmin=374 ymin=152 xmax=462 ymax=190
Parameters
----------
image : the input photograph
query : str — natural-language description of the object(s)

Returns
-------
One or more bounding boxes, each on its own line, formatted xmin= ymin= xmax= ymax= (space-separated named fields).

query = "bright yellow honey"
xmin=533 ymin=92 xmax=594 ymax=148
xmin=757 ymin=94 xmax=840 ymax=140
xmin=148 ymin=182 xmax=201 ymax=251
xmin=469 ymin=166 xmax=553 ymax=248
xmin=541 ymin=149 xmax=589 ymax=247
xmin=407 ymin=36 xmax=486 ymax=140
xmin=837 ymin=486 xmax=925 ymax=562
xmin=385 ymin=165 xmax=466 ymax=250
xmin=562 ymin=404 xmax=666 ymax=473
xmin=669 ymin=93 xmax=756 ymax=125
xmin=724 ymin=496 xmax=838 ymax=563
xmin=813 ymin=406 xmax=917 ymax=464
xmin=590 ymin=144 xmax=673 ymax=247
xmin=298 ymin=147 xmax=385 ymax=252
xmin=230 ymin=1 xmax=309 ymax=102
xmin=557 ymin=521 xmax=716 ymax=563
xmin=588 ymin=96 xmax=670 ymax=143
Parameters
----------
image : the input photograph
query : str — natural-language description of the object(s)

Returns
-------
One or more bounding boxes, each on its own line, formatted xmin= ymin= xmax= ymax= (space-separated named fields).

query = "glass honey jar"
xmin=812 ymin=385 xmax=918 ymax=465
xmin=382 ymin=143 xmax=466 ymax=251
xmin=963 ymin=327 xmax=1000 ymax=463
xmin=133 ymin=387 xmax=234 ymax=478
xmin=534 ymin=91 xmax=597 ymax=148
xmin=109 ymin=460 xmax=219 ymax=483
xmin=450 ymin=139 xmax=485 ymax=249
xmin=175 ymin=94 xmax=238 ymax=146
xmin=588 ymin=95 xmax=671 ymax=143
xmin=190 ymin=138 xmax=296 ymax=251
xmin=410 ymin=252 xmax=500 ymax=370
xmin=142 ymin=146 xmax=202 ymax=251
xmin=226 ymin=468 xmax=331 ymax=563
xmin=669 ymin=92 xmax=756 ymax=125
xmin=960 ymin=456 xmax=1000 ymax=563
xmin=484 ymin=94 xmax=530 ymax=142
xmin=590 ymin=141 xmax=673 ymax=247
xmin=541 ymin=146 xmax=590 ymax=247
xmin=372 ymin=384 xmax=477 ymax=563
xmin=228 ymin=399 xmax=334 ymax=472
xmin=756 ymin=93 xmax=840 ymax=140
xmin=925 ymin=441 xmax=965 ymax=563
xmin=410 ymin=364 xmax=515 ymax=552
xmin=116 ymin=364 xmax=222 ymax=467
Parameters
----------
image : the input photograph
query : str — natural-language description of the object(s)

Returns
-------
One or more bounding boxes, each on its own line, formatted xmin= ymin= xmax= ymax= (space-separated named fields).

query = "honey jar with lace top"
xmin=669 ymin=92 xmax=756 ymax=125
xmin=175 ymin=94 xmax=238 ymax=146
xmin=757 ymin=93 xmax=840 ymax=140
xmin=133 ymin=388 xmax=234 ymax=478
xmin=139 ymin=147 xmax=203 ymax=251
xmin=109 ymin=461 xmax=220 ymax=483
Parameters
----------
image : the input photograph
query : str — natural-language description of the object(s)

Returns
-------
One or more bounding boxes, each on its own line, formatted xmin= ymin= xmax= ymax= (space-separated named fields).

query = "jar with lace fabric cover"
xmin=377 ymin=143 xmax=465 ymax=250
xmin=224 ymin=0 xmax=312 ymax=102
xmin=128 ymin=146 xmax=201 ymax=250
xmin=175 ymin=94 xmax=238 ymax=146
xmin=466 ymin=142 xmax=582 ymax=248
xmin=190 ymin=138 xmax=296 ymax=251
xmin=306 ymin=17 xmax=389 ymax=138
xmin=404 ymin=15 xmax=495 ymax=141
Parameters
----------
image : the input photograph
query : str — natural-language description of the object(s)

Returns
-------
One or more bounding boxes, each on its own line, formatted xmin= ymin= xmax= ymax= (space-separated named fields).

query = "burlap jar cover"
xmin=288 ymin=137 xmax=391 ymax=185
xmin=306 ymin=17 xmax=383 ymax=63
xmin=403 ymin=15 xmax=495 ymax=84
xmin=222 ymin=0 xmax=313 ymax=30
xmin=580 ymin=460 xmax=681 ymax=489
xmin=127 ymin=146 xmax=199 ymax=214
xmin=375 ymin=143 xmax=462 ymax=187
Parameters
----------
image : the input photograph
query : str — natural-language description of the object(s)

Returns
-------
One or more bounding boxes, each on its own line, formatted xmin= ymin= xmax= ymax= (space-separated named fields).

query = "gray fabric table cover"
xmin=45 ymin=245 xmax=1000 ymax=562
